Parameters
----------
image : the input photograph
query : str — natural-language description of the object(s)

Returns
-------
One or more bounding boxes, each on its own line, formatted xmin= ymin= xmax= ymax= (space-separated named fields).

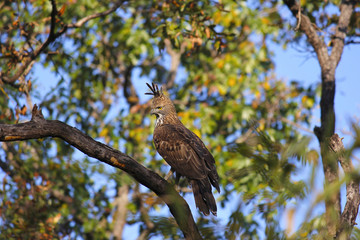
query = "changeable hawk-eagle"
xmin=146 ymin=83 xmax=220 ymax=216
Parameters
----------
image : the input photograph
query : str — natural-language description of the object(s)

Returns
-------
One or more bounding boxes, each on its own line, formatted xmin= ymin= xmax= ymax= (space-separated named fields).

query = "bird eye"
xmin=157 ymin=106 xmax=163 ymax=110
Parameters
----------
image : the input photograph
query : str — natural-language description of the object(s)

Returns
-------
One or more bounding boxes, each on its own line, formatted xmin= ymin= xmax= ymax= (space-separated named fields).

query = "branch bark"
xmin=0 ymin=105 xmax=202 ymax=240
xmin=284 ymin=0 xmax=357 ymax=237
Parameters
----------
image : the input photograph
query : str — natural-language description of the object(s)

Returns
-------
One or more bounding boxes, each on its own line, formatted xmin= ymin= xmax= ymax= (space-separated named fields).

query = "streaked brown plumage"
xmin=146 ymin=83 xmax=220 ymax=216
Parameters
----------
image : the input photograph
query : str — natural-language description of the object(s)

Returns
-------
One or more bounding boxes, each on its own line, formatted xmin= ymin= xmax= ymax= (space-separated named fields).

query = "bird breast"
xmin=155 ymin=114 xmax=164 ymax=127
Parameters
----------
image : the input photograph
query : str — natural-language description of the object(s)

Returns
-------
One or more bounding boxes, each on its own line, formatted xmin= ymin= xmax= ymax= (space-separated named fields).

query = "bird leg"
xmin=164 ymin=168 xmax=174 ymax=181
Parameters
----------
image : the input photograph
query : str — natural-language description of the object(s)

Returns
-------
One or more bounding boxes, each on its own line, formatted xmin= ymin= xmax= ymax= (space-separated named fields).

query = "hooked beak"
xmin=150 ymin=109 xmax=156 ymax=115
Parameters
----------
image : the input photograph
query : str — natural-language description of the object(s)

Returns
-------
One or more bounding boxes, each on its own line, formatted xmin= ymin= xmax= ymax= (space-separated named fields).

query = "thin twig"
xmin=294 ymin=1 xmax=301 ymax=31
xmin=281 ymin=117 xmax=313 ymax=134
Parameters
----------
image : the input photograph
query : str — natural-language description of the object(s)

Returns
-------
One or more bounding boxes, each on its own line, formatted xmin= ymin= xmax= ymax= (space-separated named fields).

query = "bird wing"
xmin=153 ymin=124 xmax=211 ymax=180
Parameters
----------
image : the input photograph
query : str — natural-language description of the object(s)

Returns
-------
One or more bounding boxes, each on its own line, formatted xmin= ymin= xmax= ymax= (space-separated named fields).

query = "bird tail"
xmin=208 ymin=168 xmax=220 ymax=193
xmin=191 ymin=179 xmax=217 ymax=216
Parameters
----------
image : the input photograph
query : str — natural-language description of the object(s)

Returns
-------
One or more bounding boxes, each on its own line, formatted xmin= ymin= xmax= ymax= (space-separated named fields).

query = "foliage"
xmin=0 ymin=0 xmax=358 ymax=239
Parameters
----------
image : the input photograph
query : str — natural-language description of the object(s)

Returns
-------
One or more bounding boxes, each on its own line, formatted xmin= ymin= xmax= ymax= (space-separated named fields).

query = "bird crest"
xmin=145 ymin=82 xmax=163 ymax=97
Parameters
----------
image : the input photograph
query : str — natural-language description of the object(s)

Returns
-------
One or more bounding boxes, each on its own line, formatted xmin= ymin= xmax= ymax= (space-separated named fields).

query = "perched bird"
xmin=146 ymin=83 xmax=220 ymax=216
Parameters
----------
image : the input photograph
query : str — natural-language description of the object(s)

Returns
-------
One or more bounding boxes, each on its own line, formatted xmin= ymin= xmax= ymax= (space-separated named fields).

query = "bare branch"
xmin=330 ymin=0 xmax=356 ymax=67
xmin=294 ymin=3 xmax=301 ymax=31
xmin=345 ymin=40 xmax=360 ymax=44
xmin=0 ymin=105 xmax=202 ymax=240
xmin=280 ymin=117 xmax=313 ymax=134
xmin=283 ymin=0 xmax=329 ymax=68
xmin=67 ymin=2 xmax=124 ymax=28
xmin=112 ymin=185 xmax=129 ymax=239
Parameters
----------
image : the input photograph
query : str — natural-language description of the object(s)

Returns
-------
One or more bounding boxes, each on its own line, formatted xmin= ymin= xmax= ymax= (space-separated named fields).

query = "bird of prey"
xmin=146 ymin=83 xmax=220 ymax=216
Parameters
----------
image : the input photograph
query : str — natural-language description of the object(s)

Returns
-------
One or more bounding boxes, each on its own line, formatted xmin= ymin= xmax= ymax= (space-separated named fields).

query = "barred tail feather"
xmin=191 ymin=179 xmax=217 ymax=216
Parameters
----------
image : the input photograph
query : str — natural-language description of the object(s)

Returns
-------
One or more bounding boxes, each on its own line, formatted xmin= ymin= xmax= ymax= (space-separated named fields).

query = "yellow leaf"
xmin=216 ymin=59 xmax=224 ymax=69
xmin=145 ymin=196 xmax=156 ymax=206
xmin=290 ymin=90 xmax=299 ymax=98
xmin=238 ymin=76 xmax=245 ymax=84
xmin=306 ymin=98 xmax=314 ymax=108
xmin=227 ymin=77 xmax=236 ymax=87
xmin=258 ymin=121 xmax=265 ymax=131
xmin=53 ymin=213 xmax=61 ymax=224
xmin=302 ymin=95 xmax=314 ymax=108
xmin=255 ymin=90 xmax=261 ymax=99
xmin=301 ymin=95 xmax=308 ymax=104
xmin=216 ymin=145 xmax=222 ymax=152
xmin=193 ymin=129 xmax=201 ymax=138
xmin=263 ymin=82 xmax=271 ymax=91
xmin=218 ymin=85 xmax=226 ymax=95
xmin=239 ymin=41 xmax=249 ymax=50
xmin=225 ymin=159 xmax=233 ymax=167
xmin=99 ymin=128 xmax=109 ymax=138
xmin=213 ymin=11 xmax=222 ymax=24
xmin=251 ymin=100 xmax=258 ymax=109
xmin=261 ymin=17 xmax=270 ymax=25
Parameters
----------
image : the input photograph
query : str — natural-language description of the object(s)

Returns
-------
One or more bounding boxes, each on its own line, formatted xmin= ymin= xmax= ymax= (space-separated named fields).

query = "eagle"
xmin=146 ymin=83 xmax=220 ymax=216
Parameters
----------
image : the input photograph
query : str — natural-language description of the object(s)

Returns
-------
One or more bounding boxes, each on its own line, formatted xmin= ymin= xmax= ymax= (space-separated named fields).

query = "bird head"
xmin=145 ymin=83 xmax=176 ymax=118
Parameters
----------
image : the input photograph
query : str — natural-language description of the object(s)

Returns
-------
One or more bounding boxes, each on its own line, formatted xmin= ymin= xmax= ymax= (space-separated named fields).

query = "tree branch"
xmin=0 ymin=105 xmax=202 ymax=240
xmin=329 ymin=134 xmax=360 ymax=239
xmin=283 ymin=0 xmax=329 ymax=68
xmin=330 ymin=0 xmax=356 ymax=67
xmin=112 ymin=185 xmax=129 ymax=239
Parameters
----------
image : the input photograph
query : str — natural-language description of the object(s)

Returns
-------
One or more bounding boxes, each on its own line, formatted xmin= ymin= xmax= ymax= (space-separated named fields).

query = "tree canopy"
xmin=0 ymin=0 xmax=359 ymax=239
